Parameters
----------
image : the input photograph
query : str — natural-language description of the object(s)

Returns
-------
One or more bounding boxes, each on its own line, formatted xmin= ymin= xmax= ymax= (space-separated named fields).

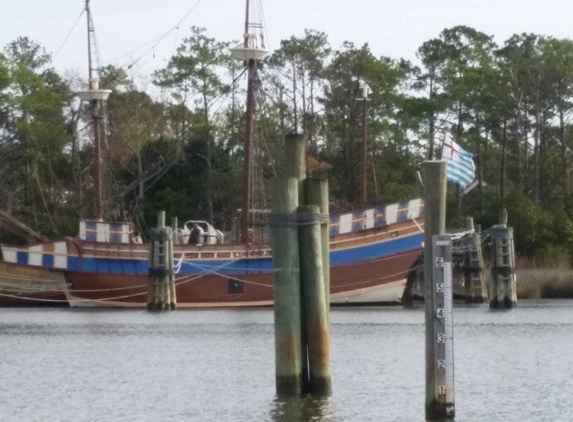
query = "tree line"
xmin=1 ymin=25 xmax=573 ymax=265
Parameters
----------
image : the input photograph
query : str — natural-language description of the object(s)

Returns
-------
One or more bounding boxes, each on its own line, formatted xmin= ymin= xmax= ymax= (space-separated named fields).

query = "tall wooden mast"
xmin=77 ymin=0 xmax=111 ymax=221
xmin=230 ymin=0 xmax=269 ymax=244
xmin=86 ymin=0 xmax=95 ymax=90
xmin=357 ymin=80 xmax=371 ymax=208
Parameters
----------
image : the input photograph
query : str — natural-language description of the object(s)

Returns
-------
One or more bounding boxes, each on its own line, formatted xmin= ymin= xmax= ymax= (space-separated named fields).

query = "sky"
xmin=3 ymin=0 xmax=573 ymax=90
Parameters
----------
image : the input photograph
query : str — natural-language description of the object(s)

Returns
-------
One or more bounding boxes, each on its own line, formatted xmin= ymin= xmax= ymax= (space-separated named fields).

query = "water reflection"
xmin=271 ymin=395 xmax=332 ymax=422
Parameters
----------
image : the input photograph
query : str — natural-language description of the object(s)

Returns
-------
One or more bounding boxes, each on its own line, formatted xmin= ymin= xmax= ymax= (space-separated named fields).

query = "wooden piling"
xmin=285 ymin=134 xmax=307 ymax=206
xmin=168 ymin=228 xmax=177 ymax=310
xmin=284 ymin=134 xmax=307 ymax=180
xmin=464 ymin=218 xmax=487 ymax=304
xmin=284 ymin=133 xmax=308 ymax=385
xmin=147 ymin=211 xmax=176 ymax=311
xmin=489 ymin=210 xmax=517 ymax=309
xmin=298 ymin=204 xmax=331 ymax=395
xmin=171 ymin=216 xmax=180 ymax=244
xmin=423 ymin=161 xmax=455 ymax=420
xmin=169 ymin=216 xmax=178 ymax=308
xmin=271 ymin=177 xmax=303 ymax=395
xmin=304 ymin=178 xmax=330 ymax=320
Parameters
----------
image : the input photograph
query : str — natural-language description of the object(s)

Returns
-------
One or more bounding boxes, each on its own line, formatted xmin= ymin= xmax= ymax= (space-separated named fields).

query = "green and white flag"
xmin=441 ymin=140 xmax=476 ymax=189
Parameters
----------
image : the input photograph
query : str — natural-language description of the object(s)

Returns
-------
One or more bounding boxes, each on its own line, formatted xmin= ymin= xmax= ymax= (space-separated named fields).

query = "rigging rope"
xmin=120 ymin=0 xmax=205 ymax=69
xmin=53 ymin=7 xmax=86 ymax=62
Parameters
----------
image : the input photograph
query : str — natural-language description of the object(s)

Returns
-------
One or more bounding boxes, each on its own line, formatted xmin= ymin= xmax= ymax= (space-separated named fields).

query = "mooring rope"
xmin=0 ymin=292 xmax=68 ymax=303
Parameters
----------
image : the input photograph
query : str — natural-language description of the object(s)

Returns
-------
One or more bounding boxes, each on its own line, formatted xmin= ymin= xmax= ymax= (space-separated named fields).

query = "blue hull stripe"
xmin=65 ymin=233 xmax=423 ymax=277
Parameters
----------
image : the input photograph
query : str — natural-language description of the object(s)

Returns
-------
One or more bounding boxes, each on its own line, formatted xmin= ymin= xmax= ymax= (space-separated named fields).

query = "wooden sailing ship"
xmin=0 ymin=0 xmax=424 ymax=307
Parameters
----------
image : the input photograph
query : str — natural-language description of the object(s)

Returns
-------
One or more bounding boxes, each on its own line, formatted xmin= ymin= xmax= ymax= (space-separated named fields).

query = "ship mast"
xmin=357 ymin=80 xmax=371 ymax=208
xmin=77 ymin=0 xmax=111 ymax=221
xmin=86 ymin=0 xmax=95 ymax=90
xmin=230 ymin=0 xmax=269 ymax=244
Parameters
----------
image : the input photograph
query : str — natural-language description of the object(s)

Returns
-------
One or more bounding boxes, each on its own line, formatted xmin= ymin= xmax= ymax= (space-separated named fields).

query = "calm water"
xmin=1 ymin=301 xmax=573 ymax=422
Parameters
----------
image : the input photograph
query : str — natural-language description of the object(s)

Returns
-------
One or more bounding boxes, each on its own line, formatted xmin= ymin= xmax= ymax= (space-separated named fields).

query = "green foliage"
xmin=478 ymin=190 xmax=573 ymax=263
xmin=1 ymin=25 xmax=573 ymax=267
xmin=0 ymin=38 xmax=71 ymax=238
xmin=267 ymin=29 xmax=330 ymax=138
xmin=153 ymin=26 xmax=231 ymax=114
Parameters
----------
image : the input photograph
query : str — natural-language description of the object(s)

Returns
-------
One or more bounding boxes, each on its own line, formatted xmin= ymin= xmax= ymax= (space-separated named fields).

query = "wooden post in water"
xmin=271 ymin=177 xmax=303 ymax=395
xmin=272 ymin=134 xmax=332 ymax=397
xmin=464 ymin=217 xmax=487 ymax=304
xmin=168 ymin=217 xmax=177 ymax=309
xmin=489 ymin=209 xmax=517 ymax=309
xmin=172 ymin=216 xmax=180 ymax=244
xmin=147 ymin=211 xmax=175 ymax=311
xmin=298 ymin=204 xmax=331 ymax=395
xmin=304 ymin=178 xmax=330 ymax=320
xmin=423 ymin=161 xmax=455 ymax=420
xmin=285 ymin=134 xmax=307 ymax=200
xmin=284 ymin=133 xmax=309 ymax=386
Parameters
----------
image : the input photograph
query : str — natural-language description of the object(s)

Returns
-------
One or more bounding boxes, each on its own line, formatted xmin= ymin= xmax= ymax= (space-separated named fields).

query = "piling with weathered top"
xmin=271 ymin=134 xmax=331 ymax=397
xmin=423 ymin=160 xmax=455 ymax=420
xmin=285 ymin=134 xmax=307 ymax=183
xmin=489 ymin=209 xmax=517 ymax=309
xmin=271 ymin=177 xmax=303 ymax=395
xmin=298 ymin=204 xmax=331 ymax=395
xmin=147 ymin=211 xmax=176 ymax=311
xmin=304 ymin=178 xmax=330 ymax=320
xmin=283 ymin=133 xmax=309 ymax=392
xmin=463 ymin=217 xmax=487 ymax=304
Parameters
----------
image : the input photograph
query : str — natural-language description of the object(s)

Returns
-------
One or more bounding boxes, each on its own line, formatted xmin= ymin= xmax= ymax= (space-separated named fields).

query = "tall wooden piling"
xmin=169 ymin=217 xmax=178 ymax=309
xmin=172 ymin=216 xmax=180 ymax=244
xmin=298 ymin=204 xmax=331 ymax=395
xmin=284 ymin=133 xmax=308 ymax=386
xmin=464 ymin=218 xmax=487 ymax=304
xmin=489 ymin=209 xmax=517 ymax=309
xmin=271 ymin=177 xmax=303 ymax=395
xmin=285 ymin=134 xmax=307 ymax=182
xmin=304 ymin=178 xmax=330 ymax=319
xmin=147 ymin=211 xmax=176 ymax=311
xmin=423 ymin=161 xmax=455 ymax=420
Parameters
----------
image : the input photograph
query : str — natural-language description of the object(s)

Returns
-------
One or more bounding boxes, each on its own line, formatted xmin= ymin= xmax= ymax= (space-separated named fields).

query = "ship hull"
xmin=1 ymin=199 xmax=425 ymax=308
xmin=0 ymin=262 xmax=68 ymax=306
xmin=61 ymin=247 xmax=421 ymax=307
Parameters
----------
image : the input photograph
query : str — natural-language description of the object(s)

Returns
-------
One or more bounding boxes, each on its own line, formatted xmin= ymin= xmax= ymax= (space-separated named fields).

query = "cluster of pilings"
xmin=456 ymin=218 xmax=488 ymax=304
xmin=271 ymin=134 xmax=331 ymax=397
xmin=147 ymin=211 xmax=177 ymax=311
xmin=488 ymin=209 xmax=517 ymax=309
xmin=449 ymin=211 xmax=517 ymax=309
